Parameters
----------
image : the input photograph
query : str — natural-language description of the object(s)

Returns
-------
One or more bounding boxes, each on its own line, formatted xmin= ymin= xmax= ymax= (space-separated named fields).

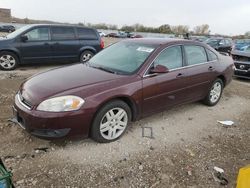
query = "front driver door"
xmin=142 ymin=45 xmax=189 ymax=116
xmin=18 ymin=27 xmax=52 ymax=63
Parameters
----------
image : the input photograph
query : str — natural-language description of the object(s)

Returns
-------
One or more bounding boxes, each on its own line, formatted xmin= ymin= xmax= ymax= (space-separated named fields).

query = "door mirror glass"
xmin=20 ymin=35 xmax=28 ymax=42
xmin=150 ymin=64 xmax=169 ymax=74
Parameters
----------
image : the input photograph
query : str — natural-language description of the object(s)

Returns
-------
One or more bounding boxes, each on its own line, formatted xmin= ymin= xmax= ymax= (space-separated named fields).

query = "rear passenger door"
xmin=76 ymin=28 xmax=101 ymax=53
xmin=50 ymin=26 xmax=80 ymax=62
xmin=183 ymin=45 xmax=217 ymax=100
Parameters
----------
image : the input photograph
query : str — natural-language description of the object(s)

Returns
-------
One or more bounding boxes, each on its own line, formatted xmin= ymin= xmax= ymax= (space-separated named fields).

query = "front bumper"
xmin=234 ymin=61 xmax=250 ymax=79
xmin=13 ymin=94 xmax=94 ymax=139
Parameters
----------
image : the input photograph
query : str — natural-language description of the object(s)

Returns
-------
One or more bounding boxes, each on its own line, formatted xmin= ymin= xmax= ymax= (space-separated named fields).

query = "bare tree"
xmin=171 ymin=25 xmax=189 ymax=34
xmin=193 ymin=24 xmax=210 ymax=35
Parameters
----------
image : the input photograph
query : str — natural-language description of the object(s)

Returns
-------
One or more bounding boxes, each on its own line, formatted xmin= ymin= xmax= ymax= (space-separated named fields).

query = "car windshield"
xmin=88 ymin=41 xmax=156 ymax=74
xmin=6 ymin=25 xmax=31 ymax=38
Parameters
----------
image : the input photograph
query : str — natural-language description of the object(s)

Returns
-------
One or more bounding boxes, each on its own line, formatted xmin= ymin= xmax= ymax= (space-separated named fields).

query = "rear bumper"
xmin=13 ymin=94 xmax=94 ymax=139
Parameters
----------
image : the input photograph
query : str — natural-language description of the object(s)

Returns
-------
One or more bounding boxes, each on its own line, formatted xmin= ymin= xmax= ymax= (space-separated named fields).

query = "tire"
xmin=80 ymin=50 xmax=94 ymax=63
xmin=0 ymin=51 xmax=19 ymax=70
xmin=203 ymin=78 xmax=224 ymax=106
xmin=91 ymin=100 xmax=132 ymax=143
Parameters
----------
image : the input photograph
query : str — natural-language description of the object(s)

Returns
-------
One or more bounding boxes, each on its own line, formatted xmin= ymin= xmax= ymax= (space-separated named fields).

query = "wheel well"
xmin=79 ymin=49 xmax=95 ymax=58
xmin=88 ymin=97 xmax=138 ymax=136
xmin=0 ymin=50 xmax=20 ymax=63
xmin=217 ymin=75 xmax=226 ymax=86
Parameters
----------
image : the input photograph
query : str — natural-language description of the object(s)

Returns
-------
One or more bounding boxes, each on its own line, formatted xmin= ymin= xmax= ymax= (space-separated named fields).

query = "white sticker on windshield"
xmin=136 ymin=47 xmax=154 ymax=53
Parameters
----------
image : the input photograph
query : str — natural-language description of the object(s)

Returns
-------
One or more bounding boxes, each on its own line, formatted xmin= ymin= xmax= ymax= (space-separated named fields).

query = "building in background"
xmin=0 ymin=8 xmax=11 ymax=23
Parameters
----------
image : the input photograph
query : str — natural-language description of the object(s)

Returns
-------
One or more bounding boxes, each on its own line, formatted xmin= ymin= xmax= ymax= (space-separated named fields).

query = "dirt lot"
xmin=0 ymin=36 xmax=250 ymax=187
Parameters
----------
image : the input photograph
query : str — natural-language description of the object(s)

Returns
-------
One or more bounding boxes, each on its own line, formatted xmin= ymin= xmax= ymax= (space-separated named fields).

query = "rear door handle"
xmin=176 ymin=73 xmax=184 ymax=78
xmin=208 ymin=66 xmax=215 ymax=71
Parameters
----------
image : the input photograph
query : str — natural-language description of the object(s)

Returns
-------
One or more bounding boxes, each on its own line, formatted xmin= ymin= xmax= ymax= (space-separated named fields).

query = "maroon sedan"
xmin=13 ymin=39 xmax=234 ymax=143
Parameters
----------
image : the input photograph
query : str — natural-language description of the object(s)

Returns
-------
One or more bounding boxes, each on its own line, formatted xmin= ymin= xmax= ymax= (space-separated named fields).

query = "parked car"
xmin=98 ymin=31 xmax=106 ymax=37
xmin=13 ymin=39 xmax=234 ymax=142
xmin=0 ymin=25 xmax=15 ymax=33
xmin=105 ymin=32 xmax=118 ymax=38
xmin=206 ymin=38 xmax=233 ymax=54
xmin=231 ymin=50 xmax=250 ymax=79
xmin=233 ymin=39 xmax=250 ymax=51
xmin=0 ymin=24 xmax=104 ymax=70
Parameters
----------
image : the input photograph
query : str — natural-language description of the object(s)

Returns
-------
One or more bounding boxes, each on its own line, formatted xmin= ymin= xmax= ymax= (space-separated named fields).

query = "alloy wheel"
xmin=0 ymin=55 xmax=16 ymax=69
xmin=100 ymin=107 xmax=128 ymax=140
xmin=209 ymin=82 xmax=222 ymax=103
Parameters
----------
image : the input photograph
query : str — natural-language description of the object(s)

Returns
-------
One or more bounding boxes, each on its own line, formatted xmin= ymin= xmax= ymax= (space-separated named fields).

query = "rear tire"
xmin=80 ymin=50 xmax=94 ymax=63
xmin=0 ymin=51 xmax=19 ymax=70
xmin=203 ymin=78 xmax=224 ymax=106
xmin=91 ymin=100 xmax=132 ymax=143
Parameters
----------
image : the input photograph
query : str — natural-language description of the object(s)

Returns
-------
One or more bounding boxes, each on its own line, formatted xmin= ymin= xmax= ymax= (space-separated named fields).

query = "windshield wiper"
xmin=89 ymin=64 xmax=117 ymax=74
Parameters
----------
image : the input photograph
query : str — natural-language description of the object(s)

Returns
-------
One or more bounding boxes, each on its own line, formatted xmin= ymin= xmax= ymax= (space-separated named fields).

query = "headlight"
xmin=37 ymin=96 xmax=84 ymax=112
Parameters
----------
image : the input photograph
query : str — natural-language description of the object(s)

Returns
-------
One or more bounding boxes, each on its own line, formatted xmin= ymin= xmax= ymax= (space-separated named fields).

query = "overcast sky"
xmin=1 ymin=0 xmax=250 ymax=35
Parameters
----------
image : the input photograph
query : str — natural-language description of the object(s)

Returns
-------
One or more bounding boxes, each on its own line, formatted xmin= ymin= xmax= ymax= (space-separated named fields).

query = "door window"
xmin=77 ymin=28 xmax=98 ymax=40
xmin=51 ymin=27 xmax=75 ymax=40
xmin=24 ymin=27 xmax=49 ymax=41
xmin=154 ymin=46 xmax=183 ymax=70
xmin=206 ymin=49 xmax=218 ymax=61
xmin=184 ymin=45 xmax=207 ymax=65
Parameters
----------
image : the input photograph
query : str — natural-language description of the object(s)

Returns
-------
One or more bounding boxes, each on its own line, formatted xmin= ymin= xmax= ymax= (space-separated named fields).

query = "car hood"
xmin=20 ymin=63 xmax=126 ymax=105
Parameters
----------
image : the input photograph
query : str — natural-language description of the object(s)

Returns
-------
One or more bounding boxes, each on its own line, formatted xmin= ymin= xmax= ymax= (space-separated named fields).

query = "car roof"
xmin=122 ymin=38 xmax=203 ymax=46
xmin=24 ymin=24 xmax=94 ymax=30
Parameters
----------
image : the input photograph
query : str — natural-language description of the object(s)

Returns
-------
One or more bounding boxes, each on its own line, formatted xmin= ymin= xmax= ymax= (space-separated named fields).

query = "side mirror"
xmin=150 ymin=64 xmax=169 ymax=74
xmin=20 ymin=35 xmax=28 ymax=42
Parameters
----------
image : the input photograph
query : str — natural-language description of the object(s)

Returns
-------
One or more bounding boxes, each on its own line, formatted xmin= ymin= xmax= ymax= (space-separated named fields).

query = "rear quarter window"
xmin=77 ymin=28 xmax=98 ymax=40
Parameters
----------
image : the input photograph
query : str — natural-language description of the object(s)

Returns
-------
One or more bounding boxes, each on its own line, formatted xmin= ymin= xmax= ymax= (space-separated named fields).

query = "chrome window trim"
xmin=17 ymin=93 xmax=31 ymax=110
xmin=143 ymin=44 xmax=217 ymax=78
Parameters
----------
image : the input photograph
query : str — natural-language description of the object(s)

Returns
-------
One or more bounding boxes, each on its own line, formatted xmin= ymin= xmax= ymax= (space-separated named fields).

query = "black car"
xmin=0 ymin=25 xmax=15 ymax=33
xmin=0 ymin=24 xmax=104 ymax=70
xmin=206 ymin=38 xmax=233 ymax=54
xmin=231 ymin=50 xmax=250 ymax=79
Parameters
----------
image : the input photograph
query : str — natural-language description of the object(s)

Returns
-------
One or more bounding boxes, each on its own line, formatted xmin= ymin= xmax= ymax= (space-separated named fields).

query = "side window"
xmin=51 ymin=27 xmax=75 ymax=40
xmin=184 ymin=45 xmax=207 ymax=65
xmin=206 ymin=49 xmax=218 ymax=61
xmin=24 ymin=27 xmax=49 ymax=41
xmin=219 ymin=40 xmax=225 ymax=46
xmin=77 ymin=28 xmax=98 ymax=40
xmin=154 ymin=46 xmax=183 ymax=70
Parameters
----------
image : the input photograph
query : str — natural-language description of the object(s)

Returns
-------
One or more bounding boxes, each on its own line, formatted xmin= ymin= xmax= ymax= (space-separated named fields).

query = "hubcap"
xmin=100 ymin=108 xmax=128 ymax=140
xmin=0 ymin=55 xmax=16 ymax=69
xmin=82 ymin=53 xmax=92 ymax=62
xmin=209 ymin=82 xmax=222 ymax=103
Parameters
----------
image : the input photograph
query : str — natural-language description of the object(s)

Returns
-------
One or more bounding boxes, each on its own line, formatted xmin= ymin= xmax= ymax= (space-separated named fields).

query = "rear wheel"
xmin=91 ymin=100 xmax=131 ymax=143
xmin=80 ymin=50 xmax=94 ymax=63
xmin=0 ymin=51 xmax=19 ymax=70
xmin=203 ymin=78 xmax=224 ymax=106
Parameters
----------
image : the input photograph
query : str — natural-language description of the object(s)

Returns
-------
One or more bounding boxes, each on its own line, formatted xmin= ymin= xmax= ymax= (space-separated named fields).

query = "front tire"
xmin=80 ymin=50 xmax=94 ymax=63
xmin=91 ymin=100 xmax=132 ymax=143
xmin=0 ymin=51 xmax=19 ymax=70
xmin=203 ymin=78 xmax=224 ymax=106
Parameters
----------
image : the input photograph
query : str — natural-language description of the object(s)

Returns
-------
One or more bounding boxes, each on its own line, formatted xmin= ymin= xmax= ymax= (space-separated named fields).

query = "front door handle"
xmin=176 ymin=73 xmax=184 ymax=78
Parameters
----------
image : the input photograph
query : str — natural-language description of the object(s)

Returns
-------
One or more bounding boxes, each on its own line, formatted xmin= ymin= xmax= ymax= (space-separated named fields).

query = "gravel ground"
xmin=0 ymin=35 xmax=250 ymax=187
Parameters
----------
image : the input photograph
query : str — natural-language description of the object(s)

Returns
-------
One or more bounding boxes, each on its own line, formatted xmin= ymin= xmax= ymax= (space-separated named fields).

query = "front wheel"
xmin=0 ymin=51 xmax=19 ymax=70
xmin=80 ymin=50 xmax=94 ymax=63
xmin=203 ymin=78 xmax=224 ymax=106
xmin=91 ymin=100 xmax=132 ymax=143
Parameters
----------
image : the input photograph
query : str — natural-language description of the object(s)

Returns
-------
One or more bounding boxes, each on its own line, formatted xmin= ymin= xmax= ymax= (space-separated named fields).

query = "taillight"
xmin=100 ymin=38 xmax=104 ymax=49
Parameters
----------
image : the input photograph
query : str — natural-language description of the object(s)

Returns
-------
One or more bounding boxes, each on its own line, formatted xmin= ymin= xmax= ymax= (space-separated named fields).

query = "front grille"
xmin=17 ymin=92 xmax=32 ymax=110
xmin=234 ymin=62 xmax=250 ymax=70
